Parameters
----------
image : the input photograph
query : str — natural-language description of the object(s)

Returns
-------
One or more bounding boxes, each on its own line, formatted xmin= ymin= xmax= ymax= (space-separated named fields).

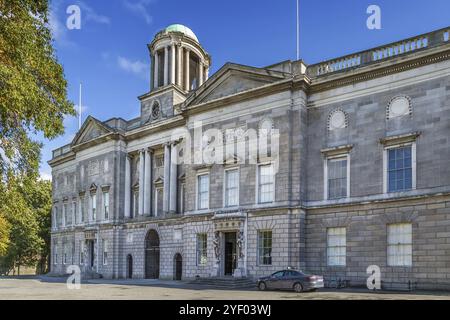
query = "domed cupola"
xmin=149 ymin=24 xmax=211 ymax=92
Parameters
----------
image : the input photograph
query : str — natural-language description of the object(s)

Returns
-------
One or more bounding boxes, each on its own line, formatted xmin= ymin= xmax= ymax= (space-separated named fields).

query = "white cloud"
xmin=77 ymin=1 xmax=111 ymax=25
xmin=40 ymin=171 xmax=53 ymax=181
xmin=124 ymin=0 xmax=154 ymax=25
xmin=117 ymin=56 xmax=149 ymax=78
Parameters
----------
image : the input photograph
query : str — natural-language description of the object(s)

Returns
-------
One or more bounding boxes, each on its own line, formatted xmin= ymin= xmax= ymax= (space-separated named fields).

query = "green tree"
xmin=0 ymin=0 xmax=75 ymax=178
xmin=0 ymin=178 xmax=44 ymax=275
xmin=21 ymin=178 xmax=52 ymax=273
xmin=0 ymin=213 xmax=9 ymax=256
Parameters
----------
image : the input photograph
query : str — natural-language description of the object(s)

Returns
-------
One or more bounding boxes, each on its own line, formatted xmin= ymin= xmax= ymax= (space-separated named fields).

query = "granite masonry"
xmin=49 ymin=24 xmax=450 ymax=290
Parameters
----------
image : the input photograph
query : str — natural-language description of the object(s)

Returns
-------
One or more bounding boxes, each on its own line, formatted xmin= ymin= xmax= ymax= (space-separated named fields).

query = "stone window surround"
xmin=321 ymin=145 xmax=353 ymax=201
xmin=256 ymin=162 xmax=275 ymax=205
xmin=387 ymin=223 xmax=413 ymax=267
xmin=223 ymin=166 xmax=240 ymax=208
xmin=257 ymin=229 xmax=273 ymax=266
xmin=196 ymin=170 xmax=210 ymax=211
xmin=381 ymin=132 xmax=420 ymax=194
xmin=154 ymin=186 xmax=163 ymax=217
xmin=326 ymin=227 xmax=347 ymax=267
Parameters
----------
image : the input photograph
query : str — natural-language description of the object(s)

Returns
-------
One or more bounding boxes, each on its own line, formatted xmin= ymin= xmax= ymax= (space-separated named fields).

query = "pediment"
xmin=184 ymin=63 xmax=287 ymax=107
xmin=72 ymin=116 xmax=113 ymax=146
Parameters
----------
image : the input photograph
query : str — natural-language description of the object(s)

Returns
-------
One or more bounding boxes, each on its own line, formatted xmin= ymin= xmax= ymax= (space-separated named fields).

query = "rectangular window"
xmin=387 ymin=223 xmax=412 ymax=267
xmin=63 ymin=203 xmax=68 ymax=227
xmin=155 ymin=188 xmax=163 ymax=217
xmin=79 ymin=197 xmax=84 ymax=223
xmin=102 ymin=239 xmax=108 ymax=265
xmin=225 ymin=169 xmax=239 ymax=207
xmin=196 ymin=234 xmax=208 ymax=266
xmin=72 ymin=201 xmax=77 ymax=226
xmin=91 ymin=194 xmax=97 ymax=221
xmin=327 ymin=158 xmax=348 ymax=199
xmin=258 ymin=164 xmax=274 ymax=204
xmin=80 ymin=241 xmax=85 ymax=265
xmin=63 ymin=244 xmax=67 ymax=265
xmin=258 ymin=230 xmax=272 ymax=265
xmin=388 ymin=146 xmax=412 ymax=192
xmin=103 ymin=192 xmax=109 ymax=220
xmin=327 ymin=227 xmax=346 ymax=266
xmin=54 ymin=244 xmax=58 ymax=265
xmin=53 ymin=206 xmax=58 ymax=229
xmin=197 ymin=174 xmax=209 ymax=210
xmin=133 ymin=190 xmax=139 ymax=218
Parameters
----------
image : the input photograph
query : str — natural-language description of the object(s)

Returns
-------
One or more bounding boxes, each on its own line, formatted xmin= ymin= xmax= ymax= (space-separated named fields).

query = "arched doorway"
xmin=145 ymin=230 xmax=160 ymax=279
xmin=126 ymin=254 xmax=133 ymax=279
xmin=174 ymin=253 xmax=182 ymax=280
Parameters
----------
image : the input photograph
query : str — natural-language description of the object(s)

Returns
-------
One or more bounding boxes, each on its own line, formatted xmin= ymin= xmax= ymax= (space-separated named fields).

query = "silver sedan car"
xmin=257 ymin=270 xmax=324 ymax=293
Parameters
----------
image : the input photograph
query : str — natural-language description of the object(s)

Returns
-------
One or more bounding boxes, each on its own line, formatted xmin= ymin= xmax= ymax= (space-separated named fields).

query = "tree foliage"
xmin=0 ymin=213 xmax=9 ymax=256
xmin=0 ymin=177 xmax=52 ymax=275
xmin=0 ymin=0 xmax=75 ymax=178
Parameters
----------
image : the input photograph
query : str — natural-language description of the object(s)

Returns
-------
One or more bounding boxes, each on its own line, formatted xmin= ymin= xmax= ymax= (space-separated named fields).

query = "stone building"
xmin=49 ymin=24 xmax=450 ymax=290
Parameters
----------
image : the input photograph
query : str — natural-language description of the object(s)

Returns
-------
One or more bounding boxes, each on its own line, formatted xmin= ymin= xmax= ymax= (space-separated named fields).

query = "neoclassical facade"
xmin=50 ymin=24 xmax=450 ymax=290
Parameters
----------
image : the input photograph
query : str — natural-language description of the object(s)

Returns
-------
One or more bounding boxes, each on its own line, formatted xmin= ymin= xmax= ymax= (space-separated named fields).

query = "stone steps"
xmin=190 ymin=277 xmax=256 ymax=289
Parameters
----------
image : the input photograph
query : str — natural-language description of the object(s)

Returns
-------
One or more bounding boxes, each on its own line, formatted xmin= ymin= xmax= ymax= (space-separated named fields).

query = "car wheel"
xmin=258 ymin=282 xmax=267 ymax=291
xmin=293 ymin=282 xmax=303 ymax=293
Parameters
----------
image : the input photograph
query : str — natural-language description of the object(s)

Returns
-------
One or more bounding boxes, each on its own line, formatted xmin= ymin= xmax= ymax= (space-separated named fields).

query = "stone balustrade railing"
xmin=307 ymin=27 xmax=450 ymax=78
xmin=52 ymin=144 xmax=72 ymax=159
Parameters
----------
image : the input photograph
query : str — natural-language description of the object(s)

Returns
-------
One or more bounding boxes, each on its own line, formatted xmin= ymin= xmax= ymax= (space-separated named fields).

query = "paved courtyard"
xmin=1 ymin=276 xmax=450 ymax=300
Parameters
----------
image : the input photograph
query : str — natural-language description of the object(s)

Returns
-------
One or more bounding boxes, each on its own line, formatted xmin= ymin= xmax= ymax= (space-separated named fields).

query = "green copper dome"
xmin=165 ymin=24 xmax=199 ymax=42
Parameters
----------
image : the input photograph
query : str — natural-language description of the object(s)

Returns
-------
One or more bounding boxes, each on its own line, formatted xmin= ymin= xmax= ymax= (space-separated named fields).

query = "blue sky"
xmin=39 ymin=0 xmax=450 ymax=179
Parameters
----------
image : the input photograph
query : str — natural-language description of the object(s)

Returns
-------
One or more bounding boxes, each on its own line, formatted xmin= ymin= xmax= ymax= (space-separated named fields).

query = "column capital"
xmin=145 ymin=147 xmax=154 ymax=154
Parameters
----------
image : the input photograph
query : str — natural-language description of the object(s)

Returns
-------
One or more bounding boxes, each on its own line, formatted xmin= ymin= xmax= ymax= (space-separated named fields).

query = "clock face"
xmin=329 ymin=111 xmax=346 ymax=130
xmin=389 ymin=97 xmax=410 ymax=118
xmin=151 ymin=102 xmax=160 ymax=119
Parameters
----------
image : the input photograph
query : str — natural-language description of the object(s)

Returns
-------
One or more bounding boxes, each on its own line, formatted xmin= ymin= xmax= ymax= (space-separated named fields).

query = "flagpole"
xmin=296 ymin=0 xmax=300 ymax=60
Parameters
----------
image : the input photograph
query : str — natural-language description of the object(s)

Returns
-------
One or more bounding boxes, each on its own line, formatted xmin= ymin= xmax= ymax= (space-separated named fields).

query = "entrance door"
xmin=145 ymin=230 xmax=160 ymax=279
xmin=224 ymin=232 xmax=237 ymax=276
xmin=174 ymin=253 xmax=182 ymax=280
xmin=127 ymin=255 xmax=133 ymax=279
xmin=89 ymin=240 xmax=95 ymax=268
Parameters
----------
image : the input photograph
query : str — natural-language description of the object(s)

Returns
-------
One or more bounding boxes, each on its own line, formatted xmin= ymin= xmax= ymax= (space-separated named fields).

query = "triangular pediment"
xmin=184 ymin=63 xmax=288 ymax=107
xmin=72 ymin=116 xmax=113 ymax=146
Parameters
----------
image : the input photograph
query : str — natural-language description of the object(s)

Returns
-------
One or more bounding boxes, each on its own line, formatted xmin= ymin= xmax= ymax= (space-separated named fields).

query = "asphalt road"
xmin=1 ymin=277 xmax=450 ymax=300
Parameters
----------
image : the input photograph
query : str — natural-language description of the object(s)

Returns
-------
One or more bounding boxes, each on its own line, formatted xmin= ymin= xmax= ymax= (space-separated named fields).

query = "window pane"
xmin=328 ymin=158 xmax=347 ymax=199
xmin=258 ymin=231 xmax=272 ymax=265
xmin=388 ymin=146 xmax=412 ymax=192
xmin=259 ymin=165 xmax=274 ymax=203
xmin=198 ymin=175 xmax=209 ymax=209
xmin=387 ymin=223 xmax=412 ymax=266
xmin=226 ymin=170 xmax=239 ymax=207
xmin=327 ymin=227 xmax=346 ymax=266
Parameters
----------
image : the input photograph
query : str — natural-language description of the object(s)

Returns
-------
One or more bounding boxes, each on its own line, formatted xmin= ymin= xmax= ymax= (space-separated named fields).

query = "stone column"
xmin=163 ymin=143 xmax=171 ymax=214
xmin=170 ymin=44 xmax=176 ymax=85
xmin=138 ymin=150 xmax=145 ymax=216
xmin=198 ymin=61 xmax=204 ymax=87
xmin=164 ymin=46 xmax=169 ymax=86
xmin=184 ymin=49 xmax=190 ymax=91
xmin=176 ymin=45 xmax=183 ymax=87
xmin=153 ymin=51 xmax=159 ymax=89
xmin=169 ymin=143 xmax=178 ymax=213
xmin=124 ymin=155 xmax=131 ymax=218
xmin=205 ymin=66 xmax=209 ymax=81
xmin=144 ymin=148 xmax=152 ymax=215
